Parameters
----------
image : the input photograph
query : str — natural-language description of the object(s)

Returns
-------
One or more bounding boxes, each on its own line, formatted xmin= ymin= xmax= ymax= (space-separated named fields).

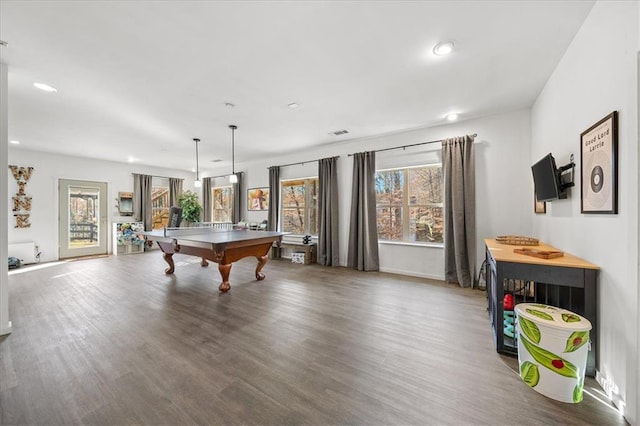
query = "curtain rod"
xmin=132 ymin=173 xmax=183 ymax=180
xmin=268 ymin=155 xmax=339 ymax=169
xmin=206 ymin=171 xmax=244 ymax=180
xmin=347 ymin=133 xmax=477 ymax=157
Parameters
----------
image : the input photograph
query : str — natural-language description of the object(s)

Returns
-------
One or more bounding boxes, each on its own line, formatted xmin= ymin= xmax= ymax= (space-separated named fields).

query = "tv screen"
xmin=532 ymin=153 xmax=562 ymax=202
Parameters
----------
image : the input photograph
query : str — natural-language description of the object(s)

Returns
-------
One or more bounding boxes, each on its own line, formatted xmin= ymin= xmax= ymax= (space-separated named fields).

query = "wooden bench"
xmin=271 ymin=241 xmax=317 ymax=265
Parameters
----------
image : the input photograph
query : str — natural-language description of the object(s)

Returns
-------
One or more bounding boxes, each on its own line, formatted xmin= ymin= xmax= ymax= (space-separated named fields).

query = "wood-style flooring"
xmin=0 ymin=251 xmax=626 ymax=425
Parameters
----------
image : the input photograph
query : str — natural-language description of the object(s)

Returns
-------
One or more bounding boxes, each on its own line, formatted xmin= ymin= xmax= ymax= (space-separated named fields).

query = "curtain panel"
xmin=232 ymin=172 xmax=243 ymax=224
xmin=347 ymin=151 xmax=379 ymax=271
xmin=133 ymin=173 xmax=153 ymax=231
xmin=267 ymin=166 xmax=280 ymax=231
xmin=442 ymin=134 xmax=476 ymax=288
xmin=202 ymin=177 xmax=212 ymax=222
xmin=318 ymin=157 xmax=339 ymax=266
xmin=169 ymin=177 xmax=183 ymax=208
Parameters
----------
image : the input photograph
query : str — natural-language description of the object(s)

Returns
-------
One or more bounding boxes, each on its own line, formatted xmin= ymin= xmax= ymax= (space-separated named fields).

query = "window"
xmin=375 ymin=165 xmax=443 ymax=243
xmin=281 ymin=178 xmax=318 ymax=236
xmin=212 ymin=186 xmax=234 ymax=222
xmin=151 ymin=177 xmax=170 ymax=230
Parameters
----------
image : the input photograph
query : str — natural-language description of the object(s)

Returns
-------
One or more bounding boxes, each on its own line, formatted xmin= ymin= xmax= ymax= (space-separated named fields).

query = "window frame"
xmin=211 ymin=185 xmax=234 ymax=223
xmin=151 ymin=177 xmax=170 ymax=230
xmin=375 ymin=164 xmax=444 ymax=245
xmin=280 ymin=176 xmax=319 ymax=237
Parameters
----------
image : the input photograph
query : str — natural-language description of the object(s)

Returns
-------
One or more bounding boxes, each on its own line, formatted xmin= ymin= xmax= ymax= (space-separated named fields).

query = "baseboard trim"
xmin=1 ymin=321 xmax=13 ymax=336
xmin=379 ymin=267 xmax=444 ymax=281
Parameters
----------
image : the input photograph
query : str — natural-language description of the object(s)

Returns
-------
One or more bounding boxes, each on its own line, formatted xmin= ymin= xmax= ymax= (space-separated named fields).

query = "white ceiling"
xmin=1 ymin=1 xmax=594 ymax=173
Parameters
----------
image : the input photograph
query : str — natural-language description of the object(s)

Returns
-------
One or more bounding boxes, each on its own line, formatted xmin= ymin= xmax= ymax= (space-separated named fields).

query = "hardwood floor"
xmin=1 ymin=252 xmax=626 ymax=425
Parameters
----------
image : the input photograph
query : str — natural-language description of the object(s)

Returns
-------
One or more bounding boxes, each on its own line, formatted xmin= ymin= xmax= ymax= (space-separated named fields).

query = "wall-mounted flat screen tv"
xmin=532 ymin=153 xmax=565 ymax=202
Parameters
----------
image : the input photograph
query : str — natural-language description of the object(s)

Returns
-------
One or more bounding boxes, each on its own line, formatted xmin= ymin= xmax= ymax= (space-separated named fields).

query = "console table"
xmin=485 ymin=238 xmax=599 ymax=376
xmin=271 ymin=241 xmax=317 ymax=265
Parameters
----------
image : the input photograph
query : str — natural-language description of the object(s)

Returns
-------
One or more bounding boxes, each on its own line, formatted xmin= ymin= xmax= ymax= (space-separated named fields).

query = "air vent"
xmin=330 ymin=129 xmax=349 ymax=136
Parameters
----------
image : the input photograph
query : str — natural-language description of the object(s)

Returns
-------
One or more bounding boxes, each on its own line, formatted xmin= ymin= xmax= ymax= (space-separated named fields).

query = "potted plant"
xmin=177 ymin=190 xmax=202 ymax=225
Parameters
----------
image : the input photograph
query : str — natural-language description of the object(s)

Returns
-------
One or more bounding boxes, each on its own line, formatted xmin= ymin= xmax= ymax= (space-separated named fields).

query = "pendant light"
xmin=229 ymin=125 xmax=238 ymax=183
xmin=193 ymin=138 xmax=202 ymax=188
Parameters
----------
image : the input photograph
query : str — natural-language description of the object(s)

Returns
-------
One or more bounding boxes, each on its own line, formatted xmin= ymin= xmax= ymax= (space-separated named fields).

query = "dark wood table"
xmin=145 ymin=228 xmax=284 ymax=292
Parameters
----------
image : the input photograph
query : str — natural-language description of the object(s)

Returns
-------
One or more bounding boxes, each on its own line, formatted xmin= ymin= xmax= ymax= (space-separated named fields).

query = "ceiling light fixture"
xmin=228 ymin=125 xmax=238 ymax=184
xmin=288 ymin=102 xmax=299 ymax=109
xmin=9 ymin=140 xmax=20 ymax=145
xmin=33 ymin=82 xmax=58 ymax=92
xmin=193 ymin=138 xmax=202 ymax=188
xmin=433 ymin=41 xmax=454 ymax=56
xmin=445 ymin=112 xmax=459 ymax=121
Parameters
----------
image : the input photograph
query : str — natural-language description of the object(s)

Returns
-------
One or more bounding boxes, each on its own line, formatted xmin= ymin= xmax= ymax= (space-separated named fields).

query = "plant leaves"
xmin=519 ymin=316 xmax=541 ymax=344
xmin=520 ymin=361 xmax=540 ymax=387
xmin=562 ymin=313 xmax=581 ymax=323
xmin=530 ymin=303 xmax=554 ymax=309
xmin=573 ymin=377 xmax=584 ymax=403
xmin=525 ymin=308 xmax=554 ymax=321
xmin=520 ymin=334 xmax=579 ymax=378
xmin=564 ymin=331 xmax=589 ymax=353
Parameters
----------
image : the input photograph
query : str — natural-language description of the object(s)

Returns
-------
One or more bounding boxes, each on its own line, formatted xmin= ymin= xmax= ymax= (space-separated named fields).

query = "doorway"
xmin=58 ymin=179 xmax=108 ymax=259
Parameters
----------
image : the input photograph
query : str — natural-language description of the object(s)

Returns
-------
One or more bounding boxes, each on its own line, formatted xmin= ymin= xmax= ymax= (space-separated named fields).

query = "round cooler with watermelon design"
xmin=515 ymin=303 xmax=592 ymax=403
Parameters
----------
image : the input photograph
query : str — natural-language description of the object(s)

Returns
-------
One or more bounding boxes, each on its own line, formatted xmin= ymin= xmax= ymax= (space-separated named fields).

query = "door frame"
xmin=58 ymin=179 xmax=109 ymax=259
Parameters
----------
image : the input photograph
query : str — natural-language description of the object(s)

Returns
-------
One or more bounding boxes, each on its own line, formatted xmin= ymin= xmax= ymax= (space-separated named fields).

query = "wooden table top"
xmin=485 ymin=238 xmax=599 ymax=270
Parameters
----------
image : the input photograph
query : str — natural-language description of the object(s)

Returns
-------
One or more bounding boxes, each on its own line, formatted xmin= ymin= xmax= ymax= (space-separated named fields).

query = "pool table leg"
xmin=255 ymin=255 xmax=267 ymax=280
xmin=218 ymin=263 xmax=232 ymax=293
xmin=162 ymin=253 xmax=175 ymax=274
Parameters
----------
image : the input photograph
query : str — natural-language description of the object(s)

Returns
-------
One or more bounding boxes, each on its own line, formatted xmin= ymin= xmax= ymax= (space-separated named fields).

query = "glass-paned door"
xmin=58 ymin=179 xmax=108 ymax=259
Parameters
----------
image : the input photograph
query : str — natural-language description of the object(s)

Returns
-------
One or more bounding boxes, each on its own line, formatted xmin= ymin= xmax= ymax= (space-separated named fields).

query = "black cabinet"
xmin=485 ymin=239 xmax=599 ymax=376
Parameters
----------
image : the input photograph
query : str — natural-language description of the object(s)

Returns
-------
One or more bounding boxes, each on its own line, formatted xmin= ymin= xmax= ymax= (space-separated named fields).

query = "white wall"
xmin=532 ymin=2 xmax=638 ymax=423
xmin=1 ymin=63 xmax=11 ymax=336
xmin=218 ymin=108 xmax=533 ymax=280
xmin=7 ymin=149 xmax=196 ymax=263
xmin=9 ymin=108 xmax=531 ymax=280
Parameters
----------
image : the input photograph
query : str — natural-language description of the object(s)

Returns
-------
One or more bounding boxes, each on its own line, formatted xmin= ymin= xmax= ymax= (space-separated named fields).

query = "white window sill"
xmin=378 ymin=240 xmax=444 ymax=249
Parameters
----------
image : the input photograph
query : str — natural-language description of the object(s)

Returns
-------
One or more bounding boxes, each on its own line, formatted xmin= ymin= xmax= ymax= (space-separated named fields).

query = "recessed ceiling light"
xmin=191 ymin=168 xmax=196 ymax=173
xmin=33 ymin=82 xmax=57 ymax=92
xmin=225 ymin=102 xmax=235 ymax=109
xmin=433 ymin=41 xmax=454 ymax=56
xmin=9 ymin=140 xmax=20 ymax=145
xmin=445 ymin=112 xmax=459 ymax=121
xmin=288 ymin=102 xmax=299 ymax=109
xmin=127 ymin=156 xmax=136 ymax=163
xmin=211 ymin=159 xmax=222 ymax=163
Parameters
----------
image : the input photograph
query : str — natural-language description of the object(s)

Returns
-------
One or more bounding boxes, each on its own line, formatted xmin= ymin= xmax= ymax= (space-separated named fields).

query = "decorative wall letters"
xmin=9 ymin=165 xmax=34 ymax=228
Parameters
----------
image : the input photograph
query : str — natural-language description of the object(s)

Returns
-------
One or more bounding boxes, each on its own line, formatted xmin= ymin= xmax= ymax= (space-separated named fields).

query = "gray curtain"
xmin=202 ymin=177 xmax=212 ymax=222
xmin=318 ymin=157 xmax=339 ymax=266
xmin=347 ymin=151 xmax=379 ymax=271
xmin=169 ymin=177 xmax=183 ymax=208
xmin=442 ymin=134 xmax=476 ymax=288
xmin=232 ymin=172 xmax=243 ymax=223
xmin=133 ymin=173 xmax=153 ymax=231
xmin=267 ymin=166 xmax=280 ymax=231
